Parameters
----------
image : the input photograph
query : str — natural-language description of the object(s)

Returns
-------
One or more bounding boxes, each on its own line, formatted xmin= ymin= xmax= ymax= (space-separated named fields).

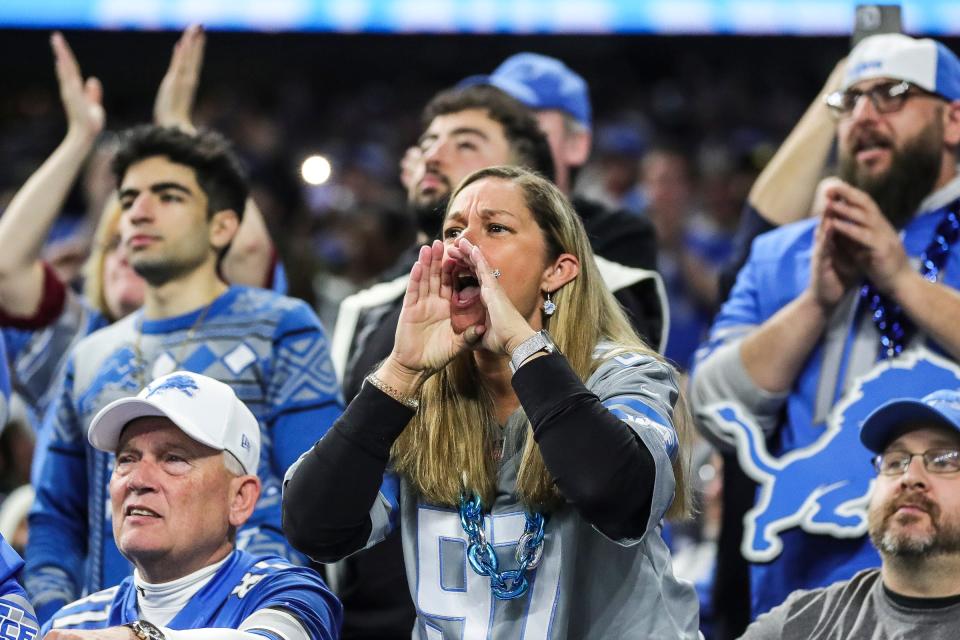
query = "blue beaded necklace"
xmin=458 ymin=492 xmax=546 ymax=600
xmin=860 ymin=198 xmax=960 ymax=359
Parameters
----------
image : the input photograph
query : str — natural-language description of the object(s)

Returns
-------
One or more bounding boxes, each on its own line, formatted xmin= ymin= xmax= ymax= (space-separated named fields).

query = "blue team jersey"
xmin=42 ymin=551 xmax=341 ymax=640
xmin=0 ymin=534 xmax=39 ymax=640
xmin=692 ymin=186 xmax=960 ymax=617
xmin=3 ymin=290 xmax=109 ymax=434
xmin=26 ymin=286 xmax=342 ymax=622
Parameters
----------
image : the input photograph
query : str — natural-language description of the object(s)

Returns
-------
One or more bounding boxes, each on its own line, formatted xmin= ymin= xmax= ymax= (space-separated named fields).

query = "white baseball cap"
xmin=844 ymin=33 xmax=960 ymax=101
xmin=88 ymin=371 xmax=260 ymax=475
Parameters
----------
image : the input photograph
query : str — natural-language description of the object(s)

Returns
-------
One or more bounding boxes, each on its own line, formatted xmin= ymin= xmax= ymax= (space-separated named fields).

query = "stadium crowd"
xmin=0 ymin=21 xmax=957 ymax=640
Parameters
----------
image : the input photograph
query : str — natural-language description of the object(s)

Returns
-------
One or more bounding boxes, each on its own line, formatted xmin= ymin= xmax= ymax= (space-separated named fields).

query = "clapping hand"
xmin=154 ymin=24 xmax=205 ymax=133
xmin=51 ymin=32 xmax=104 ymax=143
xmin=809 ymin=177 xmax=863 ymax=309
xmin=822 ymin=179 xmax=912 ymax=297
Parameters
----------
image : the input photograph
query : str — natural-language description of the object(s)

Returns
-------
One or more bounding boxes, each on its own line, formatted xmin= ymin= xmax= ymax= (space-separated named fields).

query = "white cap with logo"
xmin=88 ymin=371 xmax=260 ymax=475
xmin=844 ymin=33 xmax=960 ymax=101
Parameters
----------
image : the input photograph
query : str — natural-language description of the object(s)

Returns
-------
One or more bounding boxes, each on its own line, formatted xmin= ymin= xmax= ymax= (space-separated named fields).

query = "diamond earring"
xmin=543 ymin=291 xmax=556 ymax=316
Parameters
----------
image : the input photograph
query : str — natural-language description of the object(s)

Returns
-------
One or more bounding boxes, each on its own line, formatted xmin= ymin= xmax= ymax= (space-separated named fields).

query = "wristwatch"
xmin=509 ymin=330 xmax=557 ymax=373
xmin=125 ymin=620 xmax=166 ymax=640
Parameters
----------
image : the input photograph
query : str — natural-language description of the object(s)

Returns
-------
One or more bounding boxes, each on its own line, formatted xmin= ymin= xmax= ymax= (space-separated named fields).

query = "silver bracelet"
xmin=365 ymin=373 xmax=420 ymax=411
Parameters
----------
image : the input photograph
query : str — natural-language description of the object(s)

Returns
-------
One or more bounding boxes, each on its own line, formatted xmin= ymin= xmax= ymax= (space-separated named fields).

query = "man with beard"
xmin=691 ymin=33 xmax=960 ymax=617
xmin=25 ymin=125 xmax=342 ymax=623
xmin=741 ymin=389 xmax=960 ymax=639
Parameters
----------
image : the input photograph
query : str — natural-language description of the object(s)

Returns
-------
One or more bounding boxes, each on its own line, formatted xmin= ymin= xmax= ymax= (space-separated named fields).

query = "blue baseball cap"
xmin=844 ymin=33 xmax=960 ymax=101
xmin=860 ymin=389 xmax=960 ymax=453
xmin=460 ymin=53 xmax=592 ymax=129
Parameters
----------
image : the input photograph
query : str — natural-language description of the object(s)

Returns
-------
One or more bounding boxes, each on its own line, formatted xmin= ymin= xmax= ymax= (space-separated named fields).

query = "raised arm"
xmin=747 ymin=58 xmax=846 ymax=225
xmin=153 ymin=25 xmax=275 ymax=288
xmin=0 ymin=33 xmax=103 ymax=319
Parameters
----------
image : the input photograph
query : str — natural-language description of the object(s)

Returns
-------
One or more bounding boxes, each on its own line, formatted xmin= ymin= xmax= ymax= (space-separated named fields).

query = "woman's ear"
xmin=541 ymin=253 xmax=580 ymax=294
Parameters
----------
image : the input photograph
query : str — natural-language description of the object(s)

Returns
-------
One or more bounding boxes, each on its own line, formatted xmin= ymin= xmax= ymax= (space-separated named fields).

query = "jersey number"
xmin=416 ymin=506 xmax=561 ymax=640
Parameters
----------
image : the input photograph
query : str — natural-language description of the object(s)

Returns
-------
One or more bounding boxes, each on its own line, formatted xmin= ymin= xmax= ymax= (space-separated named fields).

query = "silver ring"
xmin=491 ymin=269 xmax=501 ymax=279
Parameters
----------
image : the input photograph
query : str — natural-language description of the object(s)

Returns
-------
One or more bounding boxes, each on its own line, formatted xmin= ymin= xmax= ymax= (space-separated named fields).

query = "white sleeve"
xmin=159 ymin=607 xmax=311 ymax=640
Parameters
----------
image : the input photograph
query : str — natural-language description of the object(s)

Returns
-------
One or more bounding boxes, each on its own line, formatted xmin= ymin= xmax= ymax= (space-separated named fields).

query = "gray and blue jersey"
xmin=359 ymin=347 xmax=699 ymax=639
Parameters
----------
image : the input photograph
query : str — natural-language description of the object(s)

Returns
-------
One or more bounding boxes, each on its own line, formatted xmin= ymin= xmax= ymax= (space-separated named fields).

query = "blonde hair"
xmin=391 ymin=166 xmax=692 ymax=520
xmin=82 ymin=195 xmax=124 ymax=320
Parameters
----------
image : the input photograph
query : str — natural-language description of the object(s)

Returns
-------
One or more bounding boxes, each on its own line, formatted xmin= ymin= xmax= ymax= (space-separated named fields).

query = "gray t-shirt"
xmin=363 ymin=347 xmax=700 ymax=639
xmin=740 ymin=568 xmax=960 ymax=640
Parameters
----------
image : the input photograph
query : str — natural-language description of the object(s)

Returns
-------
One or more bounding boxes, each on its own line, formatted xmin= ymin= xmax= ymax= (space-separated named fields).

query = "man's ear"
xmin=562 ymin=130 xmax=592 ymax=168
xmin=228 ymin=474 xmax=261 ymax=528
xmin=943 ymin=100 xmax=960 ymax=148
xmin=540 ymin=252 xmax=580 ymax=294
xmin=209 ymin=209 xmax=240 ymax=253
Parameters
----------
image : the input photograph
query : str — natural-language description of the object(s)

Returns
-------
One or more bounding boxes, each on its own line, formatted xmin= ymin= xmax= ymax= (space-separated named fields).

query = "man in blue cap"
xmin=742 ymin=388 xmax=960 ymax=639
xmin=462 ymin=53 xmax=591 ymax=195
xmin=463 ymin=52 xmax=667 ymax=352
xmin=693 ymin=33 xmax=960 ymax=618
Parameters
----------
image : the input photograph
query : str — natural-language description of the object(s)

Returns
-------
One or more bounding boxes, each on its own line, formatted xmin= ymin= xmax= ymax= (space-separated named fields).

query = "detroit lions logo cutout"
xmin=706 ymin=348 xmax=960 ymax=563
xmin=145 ymin=374 xmax=200 ymax=399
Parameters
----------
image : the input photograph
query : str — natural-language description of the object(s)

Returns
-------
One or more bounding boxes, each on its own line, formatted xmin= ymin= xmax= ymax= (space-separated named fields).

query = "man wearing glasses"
xmin=740 ymin=389 xmax=960 ymax=639
xmin=692 ymin=33 xmax=960 ymax=617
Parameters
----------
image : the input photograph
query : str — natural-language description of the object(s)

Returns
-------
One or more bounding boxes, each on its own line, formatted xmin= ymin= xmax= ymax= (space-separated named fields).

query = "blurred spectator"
xmin=576 ymin=119 xmax=648 ymax=215
xmin=669 ymin=440 xmax=724 ymax=639
xmin=641 ymin=145 xmax=734 ymax=368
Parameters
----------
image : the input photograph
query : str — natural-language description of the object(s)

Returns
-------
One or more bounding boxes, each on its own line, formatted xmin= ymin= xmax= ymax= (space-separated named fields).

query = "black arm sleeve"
xmin=282 ymin=382 xmax=413 ymax=562
xmin=512 ymin=352 xmax=658 ymax=540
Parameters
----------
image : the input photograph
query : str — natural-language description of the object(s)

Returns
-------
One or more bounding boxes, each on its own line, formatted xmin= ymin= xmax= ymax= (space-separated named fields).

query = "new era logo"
xmin=241 ymin=434 xmax=251 ymax=450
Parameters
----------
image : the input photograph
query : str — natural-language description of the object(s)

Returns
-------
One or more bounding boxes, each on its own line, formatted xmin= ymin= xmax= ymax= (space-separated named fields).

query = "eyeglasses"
xmin=824 ymin=81 xmax=944 ymax=119
xmin=872 ymin=448 xmax=960 ymax=475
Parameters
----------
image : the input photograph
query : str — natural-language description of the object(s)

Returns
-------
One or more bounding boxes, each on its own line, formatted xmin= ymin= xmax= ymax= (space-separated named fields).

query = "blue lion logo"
xmin=145 ymin=374 xmax=200 ymax=399
xmin=706 ymin=348 xmax=960 ymax=563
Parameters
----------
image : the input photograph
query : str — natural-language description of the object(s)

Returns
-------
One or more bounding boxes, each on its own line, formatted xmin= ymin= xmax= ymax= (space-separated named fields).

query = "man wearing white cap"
xmin=741 ymin=389 xmax=960 ymax=639
xmin=693 ymin=33 xmax=960 ymax=617
xmin=41 ymin=371 xmax=341 ymax=640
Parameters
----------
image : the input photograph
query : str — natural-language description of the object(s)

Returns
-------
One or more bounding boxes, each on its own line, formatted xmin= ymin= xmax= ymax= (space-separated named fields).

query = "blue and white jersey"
xmin=690 ymin=177 xmax=960 ymax=617
xmin=26 ymin=286 xmax=342 ymax=622
xmin=42 ymin=551 xmax=341 ymax=640
xmin=333 ymin=347 xmax=699 ymax=639
xmin=0 ymin=534 xmax=39 ymax=640
xmin=2 ymin=289 xmax=108 ymax=437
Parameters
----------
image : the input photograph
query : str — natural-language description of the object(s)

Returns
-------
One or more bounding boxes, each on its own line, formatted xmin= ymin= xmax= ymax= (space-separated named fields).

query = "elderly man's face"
xmin=109 ymin=417 xmax=245 ymax=581
xmin=868 ymin=425 xmax=960 ymax=557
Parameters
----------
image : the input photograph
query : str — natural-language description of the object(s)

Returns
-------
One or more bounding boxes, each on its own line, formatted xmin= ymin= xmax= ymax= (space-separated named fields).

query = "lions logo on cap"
xmin=145 ymin=374 xmax=200 ymax=399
